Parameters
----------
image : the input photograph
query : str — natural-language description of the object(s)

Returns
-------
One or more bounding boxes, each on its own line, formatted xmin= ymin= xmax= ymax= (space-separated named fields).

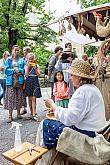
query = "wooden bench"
xmin=2 ymin=142 xmax=48 ymax=165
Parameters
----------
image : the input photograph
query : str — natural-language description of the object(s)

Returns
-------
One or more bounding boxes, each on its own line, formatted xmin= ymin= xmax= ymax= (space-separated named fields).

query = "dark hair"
xmin=12 ymin=45 xmax=19 ymax=50
xmin=23 ymin=46 xmax=31 ymax=51
xmin=54 ymin=46 xmax=63 ymax=54
xmin=80 ymin=77 xmax=93 ymax=86
xmin=65 ymin=43 xmax=72 ymax=48
xmin=54 ymin=71 xmax=68 ymax=87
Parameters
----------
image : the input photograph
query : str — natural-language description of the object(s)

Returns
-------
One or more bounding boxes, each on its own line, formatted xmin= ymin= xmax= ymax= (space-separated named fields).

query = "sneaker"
xmin=20 ymin=109 xmax=27 ymax=115
xmin=17 ymin=114 xmax=23 ymax=119
xmin=0 ymin=102 xmax=3 ymax=106
xmin=32 ymin=116 xmax=38 ymax=121
xmin=7 ymin=117 xmax=13 ymax=123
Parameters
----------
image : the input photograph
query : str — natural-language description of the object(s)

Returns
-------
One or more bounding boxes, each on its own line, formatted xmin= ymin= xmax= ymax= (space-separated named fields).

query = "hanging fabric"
xmin=58 ymin=19 xmax=66 ymax=36
xmin=77 ymin=14 xmax=85 ymax=34
xmin=67 ymin=17 xmax=72 ymax=31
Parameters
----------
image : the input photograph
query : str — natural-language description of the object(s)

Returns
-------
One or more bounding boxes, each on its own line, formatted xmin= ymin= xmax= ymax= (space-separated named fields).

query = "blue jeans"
xmin=0 ymin=79 xmax=6 ymax=102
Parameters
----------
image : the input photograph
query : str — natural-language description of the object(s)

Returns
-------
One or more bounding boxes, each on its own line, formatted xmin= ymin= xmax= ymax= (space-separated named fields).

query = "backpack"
xmin=44 ymin=55 xmax=57 ymax=76
xmin=44 ymin=62 xmax=49 ymax=75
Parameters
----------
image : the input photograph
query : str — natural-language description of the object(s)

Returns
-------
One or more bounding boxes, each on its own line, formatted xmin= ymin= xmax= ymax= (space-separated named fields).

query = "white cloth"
xmin=55 ymin=84 xmax=106 ymax=131
xmin=56 ymin=127 xmax=110 ymax=164
xmin=36 ymin=120 xmax=45 ymax=147
xmin=0 ymin=58 xmax=6 ymax=79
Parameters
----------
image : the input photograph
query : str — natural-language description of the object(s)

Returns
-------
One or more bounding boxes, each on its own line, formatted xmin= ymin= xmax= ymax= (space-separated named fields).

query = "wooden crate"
xmin=2 ymin=142 xmax=48 ymax=165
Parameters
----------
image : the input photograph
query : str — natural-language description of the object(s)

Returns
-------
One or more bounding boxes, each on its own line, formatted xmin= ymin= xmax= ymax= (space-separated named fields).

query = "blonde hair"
xmin=27 ymin=53 xmax=35 ymax=60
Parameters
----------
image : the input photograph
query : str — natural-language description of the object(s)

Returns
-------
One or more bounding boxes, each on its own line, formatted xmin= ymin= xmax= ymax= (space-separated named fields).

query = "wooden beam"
xmin=89 ymin=7 xmax=110 ymax=13
xmin=73 ymin=16 xmax=96 ymax=33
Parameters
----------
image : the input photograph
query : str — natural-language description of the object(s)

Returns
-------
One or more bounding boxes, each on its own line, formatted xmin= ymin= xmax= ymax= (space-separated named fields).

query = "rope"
xmin=94 ymin=38 xmax=110 ymax=80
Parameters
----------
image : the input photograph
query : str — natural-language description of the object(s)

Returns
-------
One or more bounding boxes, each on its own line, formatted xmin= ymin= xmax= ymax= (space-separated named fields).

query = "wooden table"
xmin=2 ymin=142 xmax=48 ymax=165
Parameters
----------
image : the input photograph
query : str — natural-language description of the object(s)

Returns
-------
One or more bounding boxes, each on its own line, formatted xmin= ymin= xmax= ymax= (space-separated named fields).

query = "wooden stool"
xmin=2 ymin=142 xmax=48 ymax=165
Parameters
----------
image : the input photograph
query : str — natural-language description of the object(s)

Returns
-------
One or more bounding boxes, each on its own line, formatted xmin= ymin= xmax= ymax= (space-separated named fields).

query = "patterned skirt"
xmin=4 ymin=86 xmax=25 ymax=110
xmin=43 ymin=119 xmax=96 ymax=149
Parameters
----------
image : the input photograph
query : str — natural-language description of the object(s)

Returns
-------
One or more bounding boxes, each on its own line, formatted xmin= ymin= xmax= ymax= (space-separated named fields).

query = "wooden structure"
xmin=63 ymin=3 xmax=110 ymax=41
xmin=2 ymin=142 xmax=48 ymax=165
xmin=60 ymin=3 xmax=110 ymax=120
xmin=41 ymin=4 xmax=110 ymax=165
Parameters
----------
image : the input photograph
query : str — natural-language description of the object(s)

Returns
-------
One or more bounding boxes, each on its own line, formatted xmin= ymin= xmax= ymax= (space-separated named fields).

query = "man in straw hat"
xmin=36 ymin=59 xmax=106 ymax=150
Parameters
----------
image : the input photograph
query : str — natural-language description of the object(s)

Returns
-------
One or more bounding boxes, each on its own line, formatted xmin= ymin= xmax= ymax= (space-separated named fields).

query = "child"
xmin=88 ymin=57 xmax=96 ymax=74
xmin=53 ymin=71 xmax=69 ymax=108
xmin=24 ymin=53 xmax=42 ymax=120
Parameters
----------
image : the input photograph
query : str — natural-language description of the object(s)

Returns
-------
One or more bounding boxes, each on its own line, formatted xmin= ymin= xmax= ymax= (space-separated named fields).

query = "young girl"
xmin=53 ymin=71 xmax=69 ymax=108
xmin=24 ymin=53 xmax=42 ymax=120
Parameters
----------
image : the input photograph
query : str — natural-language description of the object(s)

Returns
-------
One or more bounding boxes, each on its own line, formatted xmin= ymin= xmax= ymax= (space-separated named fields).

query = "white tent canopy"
xmin=48 ymin=20 xmax=96 ymax=45
xmin=86 ymin=41 xmax=103 ymax=47
xmin=48 ymin=20 xmax=97 ymax=57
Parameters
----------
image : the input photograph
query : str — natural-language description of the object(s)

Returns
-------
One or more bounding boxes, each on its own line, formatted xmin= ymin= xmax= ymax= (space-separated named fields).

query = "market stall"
xmin=56 ymin=3 xmax=110 ymax=120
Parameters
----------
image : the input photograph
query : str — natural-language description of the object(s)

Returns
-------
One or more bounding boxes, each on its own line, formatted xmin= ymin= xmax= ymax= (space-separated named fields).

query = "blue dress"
xmin=25 ymin=66 xmax=42 ymax=98
xmin=43 ymin=119 xmax=96 ymax=150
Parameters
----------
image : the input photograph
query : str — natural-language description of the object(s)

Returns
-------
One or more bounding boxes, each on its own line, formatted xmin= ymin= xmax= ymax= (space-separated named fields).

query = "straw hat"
xmin=66 ymin=59 xmax=94 ymax=79
xmin=63 ymin=48 xmax=72 ymax=54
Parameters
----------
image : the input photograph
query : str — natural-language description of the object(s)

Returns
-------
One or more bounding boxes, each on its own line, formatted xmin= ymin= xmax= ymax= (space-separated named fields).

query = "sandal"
xmin=7 ymin=117 xmax=13 ymax=123
xmin=31 ymin=115 xmax=41 ymax=122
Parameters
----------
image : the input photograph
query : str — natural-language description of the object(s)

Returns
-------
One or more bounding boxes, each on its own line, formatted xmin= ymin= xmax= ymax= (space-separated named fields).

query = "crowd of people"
xmin=0 ymin=42 xmax=108 ymax=124
xmin=0 ymin=45 xmax=42 ymax=123
xmin=35 ymin=54 xmax=109 ymax=165
xmin=0 ymin=43 xmax=109 ymax=164
xmin=36 ymin=43 xmax=110 ymax=157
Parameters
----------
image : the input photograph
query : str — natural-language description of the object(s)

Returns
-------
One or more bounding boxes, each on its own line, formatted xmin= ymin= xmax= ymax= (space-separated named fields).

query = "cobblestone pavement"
xmin=0 ymin=87 xmax=51 ymax=164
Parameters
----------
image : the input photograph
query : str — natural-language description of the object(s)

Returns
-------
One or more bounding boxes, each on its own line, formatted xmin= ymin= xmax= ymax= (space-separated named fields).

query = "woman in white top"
xmin=36 ymin=59 xmax=106 ymax=150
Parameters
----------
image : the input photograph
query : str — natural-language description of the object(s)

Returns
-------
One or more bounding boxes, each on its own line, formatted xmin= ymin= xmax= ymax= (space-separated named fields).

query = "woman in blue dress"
xmin=24 ymin=53 xmax=42 ymax=120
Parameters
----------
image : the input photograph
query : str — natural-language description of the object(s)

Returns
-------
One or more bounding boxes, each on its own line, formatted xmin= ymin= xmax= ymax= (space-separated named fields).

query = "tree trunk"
xmin=8 ymin=28 xmax=18 ymax=51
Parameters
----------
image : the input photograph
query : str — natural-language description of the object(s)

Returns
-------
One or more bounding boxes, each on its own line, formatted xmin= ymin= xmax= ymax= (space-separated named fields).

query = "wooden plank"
xmin=75 ymin=16 xmax=96 ymax=32
xmin=2 ymin=142 xmax=48 ymax=165
xmin=83 ymin=17 xmax=96 ymax=32
xmin=89 ymin=7 xmax=110 ymax=13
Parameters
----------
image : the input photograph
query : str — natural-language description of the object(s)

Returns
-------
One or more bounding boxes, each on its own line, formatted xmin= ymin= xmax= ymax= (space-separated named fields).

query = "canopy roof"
xmin=64 ymin=3 xmax=110 ymax=41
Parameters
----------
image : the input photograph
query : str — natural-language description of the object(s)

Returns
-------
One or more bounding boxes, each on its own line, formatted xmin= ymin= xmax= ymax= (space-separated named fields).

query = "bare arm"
xmin=24 ymin=65 xmax=29 ymax=77
xmin=36 ymin=65 xmax=40 ymax=77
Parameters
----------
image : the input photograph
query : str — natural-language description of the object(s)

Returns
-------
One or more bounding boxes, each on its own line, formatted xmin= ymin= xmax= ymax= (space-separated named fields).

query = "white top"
xmin=0 ymin=58 xmax=6 ymax=79
xmin=55 ymin=84 xmax=106 ymax=131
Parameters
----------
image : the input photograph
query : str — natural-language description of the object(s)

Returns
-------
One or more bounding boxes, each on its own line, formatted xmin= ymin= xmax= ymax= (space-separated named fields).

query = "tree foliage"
xmin=79 ymin=0 xmax=110 ymax=8
xmin=84 ymin=45 xmax=98 ymax=57
xmin=33 ymin=47 xmax=52 ymax=74
xmin=0 ymin=0 xmax=57 ymax=53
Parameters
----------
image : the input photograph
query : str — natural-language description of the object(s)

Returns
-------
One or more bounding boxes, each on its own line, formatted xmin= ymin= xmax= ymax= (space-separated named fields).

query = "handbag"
xmin=13 ymin=73 xmax=21 ymax=88
xmin=22 ymin=80 xmax=26 ymax=91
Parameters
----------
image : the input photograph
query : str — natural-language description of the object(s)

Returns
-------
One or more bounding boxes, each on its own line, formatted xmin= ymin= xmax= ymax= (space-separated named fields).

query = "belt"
xmin=29 ymin=75 xmax=37 ymax=77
